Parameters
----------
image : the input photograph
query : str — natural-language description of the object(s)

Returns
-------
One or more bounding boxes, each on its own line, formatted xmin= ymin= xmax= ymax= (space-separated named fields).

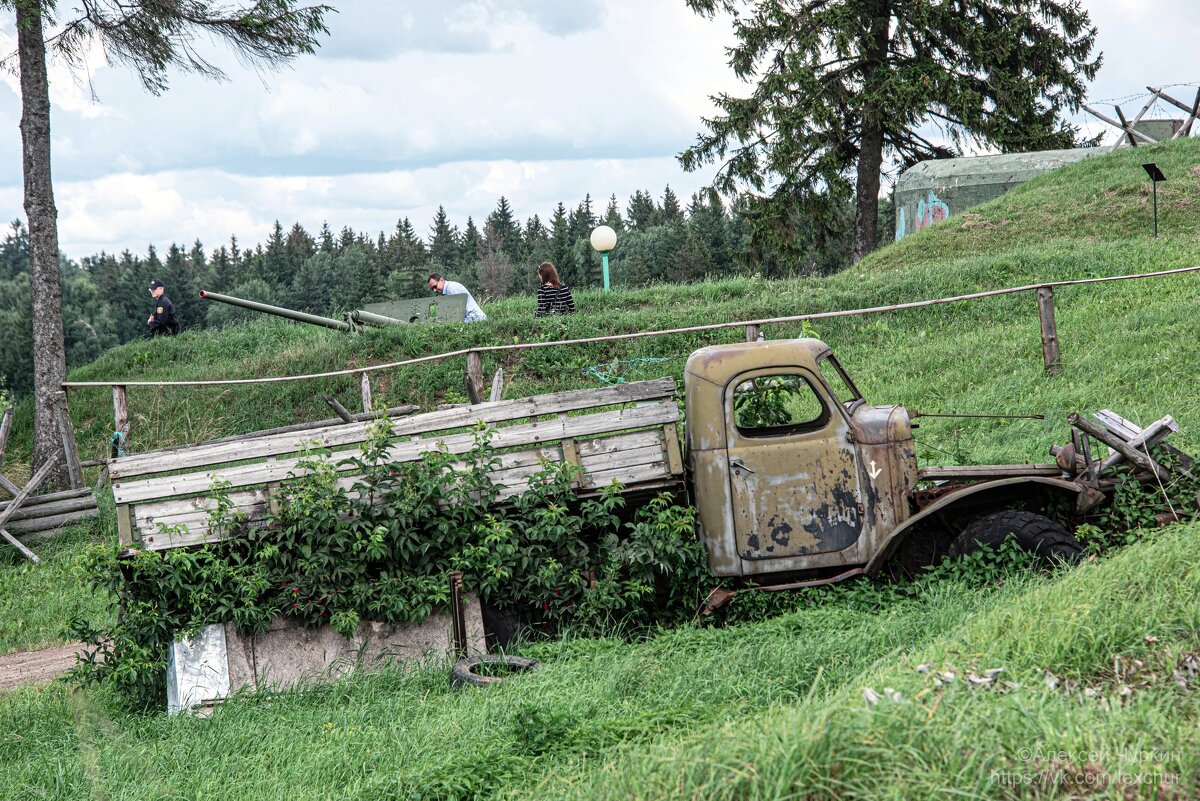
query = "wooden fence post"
xmin=360 ymin=372 xmax=373 ymax=414
xmin=0 ymin=406 xmax=12 ymax=469
xmin=489 ymin=367 xmax=504 ymax=403
xmin=52 ymin=391 xmax=85 ymax=489
xmin=745 ymin=324 xmax=760 ymax=342
xmin=1036 ymin=286 xmax=1060 ymax=374
xmin=112 ymin=385 xmax=130 ymax=456
xmin=465 ymin=351 xmax=484 ymax=404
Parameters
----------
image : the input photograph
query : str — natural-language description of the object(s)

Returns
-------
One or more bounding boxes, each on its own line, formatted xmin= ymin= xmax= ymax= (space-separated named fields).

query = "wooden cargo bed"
xmin=112 ymin=378 xmax=684 ymax=551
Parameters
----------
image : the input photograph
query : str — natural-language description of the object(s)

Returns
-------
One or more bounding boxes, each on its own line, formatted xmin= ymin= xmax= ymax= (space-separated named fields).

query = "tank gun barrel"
xmin=198 ymin=290 xmax=354 ymax=333
xmin=347 ymin=309 xmax=405 ymax=328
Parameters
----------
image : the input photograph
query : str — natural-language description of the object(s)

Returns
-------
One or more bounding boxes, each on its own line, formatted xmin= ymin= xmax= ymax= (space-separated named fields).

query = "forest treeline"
xmin=0 ymin=186 xmax=870 ymax=397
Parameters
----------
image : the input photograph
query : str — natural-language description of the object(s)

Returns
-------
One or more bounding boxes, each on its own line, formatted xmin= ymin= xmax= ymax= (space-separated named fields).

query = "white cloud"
xmin=3 ymin=1 xmax=1196 ymax=257
xmin=50 ymin=156 xmax=721 ymax=258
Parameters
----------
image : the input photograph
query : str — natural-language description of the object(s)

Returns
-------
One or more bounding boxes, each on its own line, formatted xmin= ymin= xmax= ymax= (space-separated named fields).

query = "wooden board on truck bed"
xmin=112 ymin=378 xmax=684 ymax=551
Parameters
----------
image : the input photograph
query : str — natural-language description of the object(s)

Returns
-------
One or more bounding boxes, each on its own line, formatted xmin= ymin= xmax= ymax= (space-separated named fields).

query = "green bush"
xmin=69 ymin=422 xmax=708 ymax=708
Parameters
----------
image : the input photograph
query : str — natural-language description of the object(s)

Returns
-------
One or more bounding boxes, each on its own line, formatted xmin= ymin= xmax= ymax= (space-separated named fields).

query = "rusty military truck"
xmin=116 ymin=336 xmax=1155 ymax=588
xmin=681 ymin=338 xmax=1088 ymax=588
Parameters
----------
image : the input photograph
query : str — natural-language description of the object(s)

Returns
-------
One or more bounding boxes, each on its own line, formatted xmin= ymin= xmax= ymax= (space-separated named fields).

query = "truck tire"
xmin=948 ymin=510 xmax=1083 ymax=565
xmin=451 ymin=654 xmax=540 ymax=688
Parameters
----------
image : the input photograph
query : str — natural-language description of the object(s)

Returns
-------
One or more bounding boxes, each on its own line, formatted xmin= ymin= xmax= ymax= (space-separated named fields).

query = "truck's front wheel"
xmin=948 ymin=510 xmax=1083 ymax=565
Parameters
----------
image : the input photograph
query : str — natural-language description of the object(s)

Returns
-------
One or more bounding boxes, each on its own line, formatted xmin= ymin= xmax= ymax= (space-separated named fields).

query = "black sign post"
xmin=1142 ymin=162 xmax=1166 ymax=238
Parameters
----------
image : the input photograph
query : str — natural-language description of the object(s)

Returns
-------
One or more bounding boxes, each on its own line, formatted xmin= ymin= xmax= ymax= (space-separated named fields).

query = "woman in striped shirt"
xmin=534 ymin=262 xmax=576 ymax=317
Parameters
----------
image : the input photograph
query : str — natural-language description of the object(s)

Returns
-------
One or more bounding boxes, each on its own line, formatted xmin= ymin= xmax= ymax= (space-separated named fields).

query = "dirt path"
xmin=0 ymin=642 xmax=86 ymax=690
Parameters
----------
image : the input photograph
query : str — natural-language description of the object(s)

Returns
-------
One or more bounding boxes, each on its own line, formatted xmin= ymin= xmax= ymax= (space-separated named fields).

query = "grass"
xmin=2 ymin=525 xmax=1197 ymax=799
xmin=1 ymin=137 xmax=1199 ymax=797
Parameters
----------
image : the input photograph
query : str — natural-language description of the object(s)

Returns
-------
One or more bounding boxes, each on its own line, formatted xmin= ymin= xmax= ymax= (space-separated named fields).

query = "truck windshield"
xmin=817 ymin=353 xmax=864 ymax=408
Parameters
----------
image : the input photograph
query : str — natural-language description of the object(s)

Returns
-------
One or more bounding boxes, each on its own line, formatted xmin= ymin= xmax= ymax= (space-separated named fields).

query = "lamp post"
xmin=1142 ymin=162 xmax=1166 ymax=238
xmin=590 ymin=225 xmax=617 ymax=291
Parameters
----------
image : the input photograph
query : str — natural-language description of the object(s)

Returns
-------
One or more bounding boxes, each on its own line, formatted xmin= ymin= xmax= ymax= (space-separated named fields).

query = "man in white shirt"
xmin=428 ymin=272 xmax=487 ymax=323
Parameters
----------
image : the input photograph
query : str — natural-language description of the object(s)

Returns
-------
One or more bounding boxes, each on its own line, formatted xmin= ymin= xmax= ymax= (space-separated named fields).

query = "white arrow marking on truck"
xmin=868 ymin=461 xmax=882 ymax=479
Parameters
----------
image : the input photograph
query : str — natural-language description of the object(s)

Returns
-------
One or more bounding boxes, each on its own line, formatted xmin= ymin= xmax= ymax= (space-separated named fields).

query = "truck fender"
xmin=864 ymin=477 xmax=1083 ymax=575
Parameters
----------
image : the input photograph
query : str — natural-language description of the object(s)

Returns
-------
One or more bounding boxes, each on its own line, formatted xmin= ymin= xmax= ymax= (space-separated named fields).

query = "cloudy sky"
xmin=0 ymin=0 xmax=1196 ymax=259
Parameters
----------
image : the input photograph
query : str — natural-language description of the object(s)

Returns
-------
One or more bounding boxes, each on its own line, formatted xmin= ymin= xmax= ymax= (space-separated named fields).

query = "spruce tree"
xmin=625 ymin=190 xmax=658 ymax=230
xmin=603 ymin=194 xmax=625 ymax=233
xmin=548 ymin=203 xmax=576 ymax=285
xmin=460 ymin=217 xmax=483 ymax=274
xmin=659 ymin=185 xmax=682 ymax=223
xmin=428 ymin=207 xmax=459 ymax=270
xmin=485 ymin=196 xmax=522 ymax=263
xmin=684 ymin=0 xmax=1099 ymax=263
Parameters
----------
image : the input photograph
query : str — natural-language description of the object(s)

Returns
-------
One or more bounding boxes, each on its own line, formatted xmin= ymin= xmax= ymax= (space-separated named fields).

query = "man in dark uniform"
xmin=147 ymin=278 xmax=180 ymax=336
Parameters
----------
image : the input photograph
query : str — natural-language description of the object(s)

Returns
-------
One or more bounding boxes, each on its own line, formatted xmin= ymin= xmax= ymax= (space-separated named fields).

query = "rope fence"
xmin=57 ymin=264 xmax=1200 ymax=457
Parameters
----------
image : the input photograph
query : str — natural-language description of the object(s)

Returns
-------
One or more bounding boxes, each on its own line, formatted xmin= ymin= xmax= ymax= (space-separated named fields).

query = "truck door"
xmin=726 ymin=369 xmax=864 ymax=562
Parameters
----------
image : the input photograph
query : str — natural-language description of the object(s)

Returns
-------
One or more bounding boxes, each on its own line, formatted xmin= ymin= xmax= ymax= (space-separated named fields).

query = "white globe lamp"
xmin=590 ymin=225 xmax=617 ymax=290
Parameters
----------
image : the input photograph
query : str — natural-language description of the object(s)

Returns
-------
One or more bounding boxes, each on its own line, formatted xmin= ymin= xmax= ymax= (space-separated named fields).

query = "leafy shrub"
xmin=70 ymin=421 xmax=707 ymax=708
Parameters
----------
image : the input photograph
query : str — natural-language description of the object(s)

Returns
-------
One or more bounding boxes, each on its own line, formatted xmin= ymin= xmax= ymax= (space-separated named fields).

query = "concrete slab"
xmin=168 ymin=596 xmax=487 ymax=714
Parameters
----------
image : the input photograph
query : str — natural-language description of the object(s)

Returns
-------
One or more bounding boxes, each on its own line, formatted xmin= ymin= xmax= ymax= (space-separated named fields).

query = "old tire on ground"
xmin=451 ymin=654 xmax=540 ymax=688
xmin=948 ymin=510 xmax=1083 ymax=565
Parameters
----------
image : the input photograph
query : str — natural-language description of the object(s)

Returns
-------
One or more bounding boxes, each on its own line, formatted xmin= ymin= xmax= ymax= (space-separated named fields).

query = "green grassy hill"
xmin=2 ymin=138 xmax=1200 ymax=799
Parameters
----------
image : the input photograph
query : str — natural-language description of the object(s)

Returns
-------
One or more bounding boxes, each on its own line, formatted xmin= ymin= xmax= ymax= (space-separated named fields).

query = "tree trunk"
xmin=852 ymin=120 xmax=884 ymax=263
xmin=850 ymin=5 xmax=892 ymax=264
xmin=17 ymin=2 xmax=69 ymax=487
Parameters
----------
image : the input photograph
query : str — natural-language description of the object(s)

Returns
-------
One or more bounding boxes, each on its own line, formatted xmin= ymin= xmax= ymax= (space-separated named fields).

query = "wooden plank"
xmin=52 ymin=392 xmax=85 ymax=490
xmin=1068 ymin=413 xmax=1171 ymax=481
xmin=8 ymin=507 xmax=100 ymax=534
xmin=0 ymin=527 xmax=39 ymax=563
xmin=0 ymin=405 xmax=12 ymax=468
xmin=324 ymin=395 xmax=355 ymax=423
xmin=577 ymin=429 xmax=662 ymax=458
xmin=130 ymin=430 xmax=676 ymax=550
xmin=1036 ymin=286 xmax=1060 ymax=374
xmin=0 ymin=452 xmax=62 ymax=533
xmin=489 ymin=368 xmax=504 ymax=403
xmin=918 ymin=464 xmax=1062 ymax=481
xmin=465 ymin=351 xmax=484 ymax=405
xmin=111 ymin=378 xmax=677 ymax=480
xmin=113 ymin=402 xmax=680 ymax=504
xmin=131 ymin=444 xmax=570 ymax=535
xmin=112 ymin=385 xmax=129 ymax=455
xmin=1098 ymin=416 xmax=1181 ymax=475
xmin=663 ymin=423 xmax=684 ymax=475
xmin=201 ymin=404 xmax=420 ymax=445
xmin=1 ymin=495 xmax=98 ymax=523
xmin=117 ymin=504 xmax=136 ymax=547
xmin=585 ymin=462 xmax=673 ymax=488
xmin=360 ymin=373 xmax=373 ymax=414
xmin=0 ymin=474 xmax=20 ymax=499
xmin=0 ymin=488 xmax=92 ymax=512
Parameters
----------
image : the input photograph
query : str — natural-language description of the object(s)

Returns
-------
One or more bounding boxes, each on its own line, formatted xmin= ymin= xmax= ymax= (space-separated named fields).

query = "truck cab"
xmin=684 ymin=339 xmax=918 ymax=579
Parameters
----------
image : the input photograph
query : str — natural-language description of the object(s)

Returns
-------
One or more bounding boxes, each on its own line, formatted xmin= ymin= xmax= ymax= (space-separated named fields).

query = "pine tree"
xmin=386 ymin=218 xmax=428 ymax=298
xmin=477 ymin=223 xmax=515 ymax=299
xmin=548 ymin=203 xmax=576 ymax=285
xmin=568 ymin=194 xmax=596 ymax=242
xmin=428 ymin=207 xmax=459 ymax=270
xmin=603 ymin=194 xmax=625 ymax=233
xmin=260 ymin=220 xmax=288 ymax=288
xmin=684 ymin=0 xmax=1098 ymax=263
xmin=625 ymin=190 xmax=658 ymax=230
xmin=283 ymin=223 xmax=316 ymax=296
xmin=460 ymin=217 xmax=483 ymax=274
xmin=318 ymin=223 xmax=335 ymax=253
xmin=485 ymin=196 xmax=523 ymax=263
xmin=659 ymin=185 xmax=682 ymax=223
xmin=188 ymin=240 xmax=208 ymax=328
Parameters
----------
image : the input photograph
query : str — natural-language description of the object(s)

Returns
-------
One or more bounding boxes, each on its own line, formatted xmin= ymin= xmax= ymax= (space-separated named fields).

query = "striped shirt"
xmin=535 ymin=283 xmax=576 ymax=317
